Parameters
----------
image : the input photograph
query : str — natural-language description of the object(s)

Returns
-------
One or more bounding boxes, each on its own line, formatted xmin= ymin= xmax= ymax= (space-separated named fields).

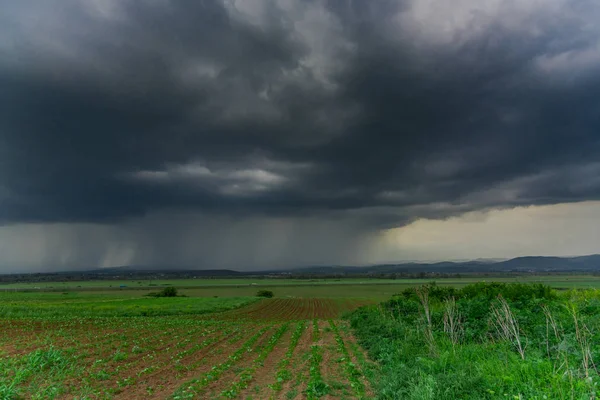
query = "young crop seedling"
xmin=329 ymin=320 xmax=366 ymax=398
xmin=171 ymin=325 xmax=273 ymax=399
xmin=305 ymin=320 xmax=329 ymax=399
xmin=220 ymin=323 xmax=290 ymax=398
xmin=270 ymin=321 xmax=306 ymax=392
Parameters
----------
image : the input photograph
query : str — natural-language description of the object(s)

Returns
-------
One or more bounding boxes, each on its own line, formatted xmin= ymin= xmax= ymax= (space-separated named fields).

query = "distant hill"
xmin=282 ymin=254 xmax=600 ymax=274
xmin=3 ymin=255 xmax=600 ymax=279
xmin=72 ymin=266 xmax=243 ymax=277
xmin=54 ymin=254 xmax=600 ymax=275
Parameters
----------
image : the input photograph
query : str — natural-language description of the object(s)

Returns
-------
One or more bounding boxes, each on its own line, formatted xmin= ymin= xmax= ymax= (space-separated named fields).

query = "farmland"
xmin=0 ymin=294 xmax=374 ymax=399
xmin=2 ymin=277 xmax=600 ymax=399
xmin=4 ymin=274 xmax=600 ymax=300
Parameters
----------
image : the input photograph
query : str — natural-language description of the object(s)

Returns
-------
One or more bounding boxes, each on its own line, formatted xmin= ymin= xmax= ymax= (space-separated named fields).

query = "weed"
xmin=489 ymin=295 xmax=525 ymax=359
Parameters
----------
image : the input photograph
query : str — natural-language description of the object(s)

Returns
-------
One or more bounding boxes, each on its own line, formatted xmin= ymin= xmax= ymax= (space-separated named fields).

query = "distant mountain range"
xmin=76 ymin=254 xmax=600 ymax=276
xmin=86 ymin=266 xmax=243 ymax=276
xmin=281 ymin=254 xmax=600 ymax=274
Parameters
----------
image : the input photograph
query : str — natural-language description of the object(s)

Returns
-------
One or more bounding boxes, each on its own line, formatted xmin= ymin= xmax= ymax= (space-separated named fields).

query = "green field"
xmin=0 ymin=288 xmax=375 ymax=398
xmin=2 ymin=276 xmax=600 ymax=398
xmin=2 ymin=275 xmax=600 ymax=290
xmin=0 ymin=292 xmax=258 ymax=318
xmin=0 ymin=277 xmax=405 ymax=289
xmin=3 ymin=275 xmax=600 ymax=301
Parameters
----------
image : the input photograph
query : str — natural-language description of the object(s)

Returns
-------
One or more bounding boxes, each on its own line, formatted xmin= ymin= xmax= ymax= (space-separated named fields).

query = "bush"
xmin=256 ymin=290 xmax=274 ymax=298
xmin=160 ymin=287 xmax=178 ymax=297
xmin=146 ymin=287 xmax=180 ymax=298
xmin=398 ymin=282 xmax=459 ymax=302
xmin=346 ymin=282 xmax=600 ymax=399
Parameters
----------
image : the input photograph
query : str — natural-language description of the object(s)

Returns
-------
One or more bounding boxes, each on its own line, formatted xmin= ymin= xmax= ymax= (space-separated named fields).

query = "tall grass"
xmin=489 ymin=294 xmax=525 ymax=359
xmin=415 ymin=287 xmax=437 ymax=357
xmin=347 ymin=282 xmax=600 ymax=399
xmin=442 ymin=297 xmax=463 ymax=350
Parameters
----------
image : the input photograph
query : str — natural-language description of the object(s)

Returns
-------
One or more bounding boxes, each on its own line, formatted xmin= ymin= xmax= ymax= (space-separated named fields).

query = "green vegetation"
xmin=172 ymin=325 xmax=272 ymax=399
xmin=5 ymin=275 xmax=600 ymax=301
xmin=256 ymin=289 xmax=274 ymax=298
xmin=145 ymin=286 xmax=182 ymax=298
xmin=3 ymin=276 xmax=600 ymax=398
xmin=0 ymin=347 xmax=71 ymax=399
xmin=348 ymin=282 xmax=600 ymax=399
xmin=0 ymin=293 xmax=258 ymax=318
xmin=306 ymin=319 xmax=329 ymax=399
xmin=220 ymin=323 xmax=290 ymax=398
xmin=329 ymin=319 xmax=366 ymax=398
xmin=270 ymin=321 xmax=306 ymax=392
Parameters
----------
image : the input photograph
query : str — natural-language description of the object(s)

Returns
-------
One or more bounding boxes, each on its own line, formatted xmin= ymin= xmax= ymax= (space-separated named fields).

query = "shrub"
xmin=397 ymin=282 xmax=459 ymax=302
xmin=160 ymin=287 xmax=178 ymax=297
xmin=256 ymin=290 xmax=274 ymax=298
xmin=346 ymin=282 xmax=599 ymax=399
xmin=145 ymin=287 xmax=180 ymax=298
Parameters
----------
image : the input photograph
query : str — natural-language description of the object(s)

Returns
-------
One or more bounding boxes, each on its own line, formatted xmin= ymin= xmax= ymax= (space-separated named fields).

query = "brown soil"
xmin=280 ymin=321 xmax=315 ymax=400
xmin=336 ymin=321 xmax=376 ymax=398
xmin=198 ymin=324 xmax=281 ymax=399
xmin=0 ymin=299 xmax=377 ymax=399
xmin=113 ymin=326 xmax=257 ymax=399
xmin=222 ymin=299 xmax=370 ymax=321
xmin=236 ymin=324 xmax=294 ymax=399
xmin=92 ymin=327 xmax=234 ymax=396
xmin=317 ymin=320 xmax=352 ymax=400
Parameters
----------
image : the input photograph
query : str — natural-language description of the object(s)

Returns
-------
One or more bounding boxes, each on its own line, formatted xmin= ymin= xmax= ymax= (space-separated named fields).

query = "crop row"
xmin=224 ymin=298 xmax=369 ymax=320
xmin=305 ymin=320 xmax=329 ymax=399
xmin=269 ymin=320 xmax=307 ymax=392
xmin=220 ymin=323 xmax=290 ymax=398
xmin=328 ymin=319 xmax=366 ymax=398
xmin=0 ymin=318 xmax=253 ymax=398
xmin=171 ymin=324 xmax=274 ymax=399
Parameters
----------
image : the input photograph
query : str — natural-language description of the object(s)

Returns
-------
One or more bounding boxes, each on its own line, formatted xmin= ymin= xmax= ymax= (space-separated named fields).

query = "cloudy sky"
xmin=1 ymin=0 xmax=600 ymax=272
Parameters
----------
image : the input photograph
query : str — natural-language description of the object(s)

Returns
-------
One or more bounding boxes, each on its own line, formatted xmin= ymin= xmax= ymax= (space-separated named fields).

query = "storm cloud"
xmin=1 ymin=0 xmax=600 ymax=270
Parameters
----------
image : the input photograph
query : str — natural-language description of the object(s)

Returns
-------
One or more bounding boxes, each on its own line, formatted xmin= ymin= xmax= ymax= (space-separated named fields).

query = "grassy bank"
xmin=347 ymin=282 xmax=600 ymax=399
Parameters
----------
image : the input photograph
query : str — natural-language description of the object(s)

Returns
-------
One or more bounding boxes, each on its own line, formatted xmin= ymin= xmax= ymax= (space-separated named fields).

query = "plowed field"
xmin=219 ymin=298 xmax=373 ymax=320
xmin=0 ymin=298 xmax=375 ymax=399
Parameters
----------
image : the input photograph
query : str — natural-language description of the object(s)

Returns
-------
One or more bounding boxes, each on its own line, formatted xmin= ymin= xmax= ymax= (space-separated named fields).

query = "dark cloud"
xmin=1 ymin=0 xmax=600 ymax=229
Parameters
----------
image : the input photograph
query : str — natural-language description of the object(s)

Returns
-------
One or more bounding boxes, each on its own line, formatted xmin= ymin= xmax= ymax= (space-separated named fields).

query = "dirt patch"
xmin=222 ymin=299 xmax=369 ymax=321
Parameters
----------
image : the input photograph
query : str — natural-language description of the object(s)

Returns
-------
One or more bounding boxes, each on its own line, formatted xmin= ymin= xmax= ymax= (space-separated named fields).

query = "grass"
xmin=347 ymin=282 xmax=600 ymax=399
xmin=0 ymin=277 xmax=405 ymax=289
xmin=0 ymin=294 xmax=258 ymax=318
xmin=4 ymin=275 xmax=600 ymax=301
xmin=0 ymin=347 xmax=72 ymax=399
